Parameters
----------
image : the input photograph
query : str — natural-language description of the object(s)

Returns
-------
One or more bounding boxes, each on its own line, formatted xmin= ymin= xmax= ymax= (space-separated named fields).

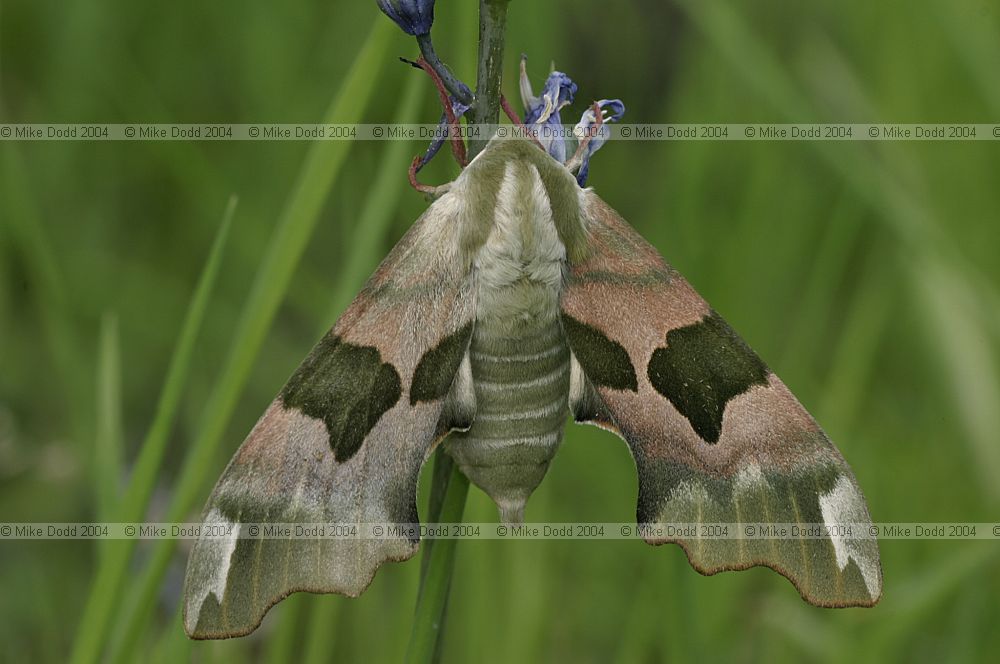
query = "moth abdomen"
xmin=439 ymin=153 xmax=578 ymax=523
xmin=444 ymin=316 xmax=571 ymax=523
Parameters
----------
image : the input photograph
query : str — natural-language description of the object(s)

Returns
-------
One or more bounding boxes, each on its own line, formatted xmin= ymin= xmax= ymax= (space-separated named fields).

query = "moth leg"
xmin=408 ymin=155 xmax=453 ymax=198
xmin=406 ymin=56 xmax=468 ymax=167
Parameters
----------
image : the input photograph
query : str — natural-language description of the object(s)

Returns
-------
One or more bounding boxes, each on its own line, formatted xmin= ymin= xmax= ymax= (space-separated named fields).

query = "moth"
xmin=183 ymin=135 xmax=882 ymax=639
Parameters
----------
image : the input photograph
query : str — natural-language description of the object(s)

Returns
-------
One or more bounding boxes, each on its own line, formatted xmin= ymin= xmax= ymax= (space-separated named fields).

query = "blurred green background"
xmin=2 ymin=0 xmax=1000 ymax=661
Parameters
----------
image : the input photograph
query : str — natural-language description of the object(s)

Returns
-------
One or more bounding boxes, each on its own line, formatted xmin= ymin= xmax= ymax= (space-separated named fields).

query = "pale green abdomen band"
xmin=444 ymin=315 xmax=570 ymax=521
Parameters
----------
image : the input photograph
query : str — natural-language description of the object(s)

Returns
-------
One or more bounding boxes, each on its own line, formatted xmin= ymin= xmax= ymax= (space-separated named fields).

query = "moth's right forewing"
xmin=183 ymin=192 xmax=477 ymax=639
xmin=561 ymin=192 xmax=882 ymax=608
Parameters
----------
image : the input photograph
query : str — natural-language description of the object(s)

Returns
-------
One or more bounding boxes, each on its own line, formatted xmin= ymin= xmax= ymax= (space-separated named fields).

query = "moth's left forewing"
xmin=561 ymin=191 xmax=882 ymax=607
xmin=183 ymin=192 xmax=478 ymax=639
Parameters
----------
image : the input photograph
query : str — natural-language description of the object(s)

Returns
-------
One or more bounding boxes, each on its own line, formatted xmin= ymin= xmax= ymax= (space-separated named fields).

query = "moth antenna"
xmin=414 ymin=56 xmax=468 ymax=167
xmin=566 ymin=101 xmax=604 ymax=175
xmin=408 ymin=155 xmax=452 ymax=198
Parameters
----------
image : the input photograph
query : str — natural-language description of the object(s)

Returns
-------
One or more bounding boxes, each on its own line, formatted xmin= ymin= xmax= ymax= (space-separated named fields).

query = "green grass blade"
xmin=913 ymin=259 xmax=1000 ymax=501
xmin=676 ymin=0 xmax=1000 ymax=501
xmin=406 ymin=452 xmax=470 ymax=664
xmin=264 ymin=594 xmax=306 ymax=663
xmin=94 ymin=311 xmax=124 ymax=524
xmin=778 ymin=195 xmax=864 ymax=373
xmin=302 ymin=599 xmax=343 ymax=664
xmin=291 ymin=70 xmax=426 ymax=661
xmin=0 ymin=142 xmax=90 ymax=441
xmin=929 ymin=0 xmax=1000 ymax=114
xmin=321 ymin=71 xmax=426 ymax=327
xmin=68 ymin=195 xmax=237 ymax=664
xmin=104 ymin=18 xmax=395 ymax=663
xmin=870 ymin=544 xmax=999 ymax=658
xmin=818 ymin=259 xmax=894 ymax=431
xmin=118 ymin=195 xmax=239 ymax=524
xmin=675 ymin=0 xmax=935 ymax=245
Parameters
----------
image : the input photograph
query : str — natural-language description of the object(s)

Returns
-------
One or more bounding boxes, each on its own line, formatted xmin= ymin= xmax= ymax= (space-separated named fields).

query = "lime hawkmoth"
xmin=183 ymin=135 xmax=882 ymax=639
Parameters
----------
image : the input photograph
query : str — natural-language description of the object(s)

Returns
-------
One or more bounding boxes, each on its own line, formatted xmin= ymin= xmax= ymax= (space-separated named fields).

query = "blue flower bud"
xmin=376 ymin=0 xmax=435 ymax=36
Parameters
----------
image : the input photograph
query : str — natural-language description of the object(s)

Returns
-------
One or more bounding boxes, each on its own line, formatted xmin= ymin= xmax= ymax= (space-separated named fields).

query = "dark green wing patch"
xmin=647 ymin=311 xmax=768 ymax=443
xmin=280 ymin=333 xmax=401 ymax=462
xmin=634 ymin=454 xmax=839 ymax=525
xmin=410 ymin=322 xmax=473 ymax=404
xmin=561 ymin=313 xmax=638 ymax=391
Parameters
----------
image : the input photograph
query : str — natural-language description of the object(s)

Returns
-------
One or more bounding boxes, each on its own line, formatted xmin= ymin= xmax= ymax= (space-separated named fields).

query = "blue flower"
xmin=520 ymin=59 xmax=578 ymax=163
xmin=376 ymin=0 xmax=435 ymax=36
xmin=519 ymin=57 xmax=624 ymax=183
xmin=573 ymin=99 xmax=625 ymax=185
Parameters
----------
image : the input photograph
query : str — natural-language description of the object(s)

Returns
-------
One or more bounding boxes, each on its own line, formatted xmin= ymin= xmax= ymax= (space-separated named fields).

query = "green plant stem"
xmin=468 ymin=0 xmax=511 ymax=157
xmin=416 ymin=33 xmax=473 ymax=106
xmin=406 ymin=3 xmax=511 ymax=661
xmin=405 ymin=451 xmax=470 ymax=663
